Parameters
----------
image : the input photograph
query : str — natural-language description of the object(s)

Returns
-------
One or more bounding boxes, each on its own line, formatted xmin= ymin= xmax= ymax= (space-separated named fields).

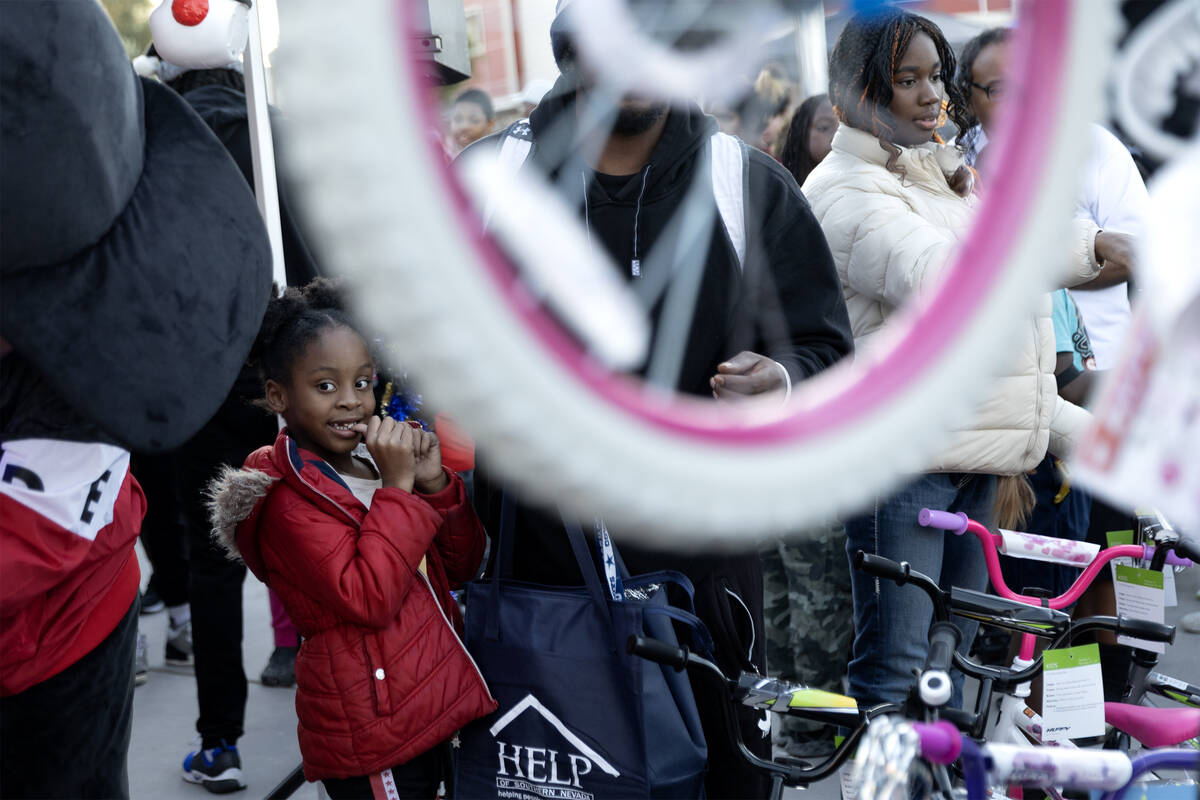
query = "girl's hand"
xmin=413 ymin=429 xmax=449 ymax=494
xmin=355 ymin=416 xmax=417 ymax=491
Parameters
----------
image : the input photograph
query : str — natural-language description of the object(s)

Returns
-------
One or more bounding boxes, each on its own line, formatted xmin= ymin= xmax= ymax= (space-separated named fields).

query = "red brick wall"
xmin=457 ymin=0 xmax=518 ymax=102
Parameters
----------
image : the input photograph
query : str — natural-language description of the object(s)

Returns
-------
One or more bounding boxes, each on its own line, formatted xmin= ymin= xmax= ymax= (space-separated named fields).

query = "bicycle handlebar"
xmin=852 ymin=551 xmax=1177 ymax=683
xmin=911 ymin=720 xmax=963 ymax=765
xmin=1152 ymin=546 xmax=1195 ymax=568
xmin=626 ymin=635 xmax=874 ymax=789
xmin=916 ymin=510 xmax=1193 ymax=609
xmin=918 ymin=508 xmax=969 ymax=534
xmin=1112 ymin=615 xmax=1176 ymax=644
xmin=923 ymin=622 xmax=959 ymax=676
xmin=626 ymin=634 xmax=690 ymax=671
xmin=853 ymin=551 xmax=911 ymax=583
xmin=1172 ymin=534 xmax=1200 ymax=563
xmin=919 ymin=622 xmax=959 ymax=707
xmin=903 ymin=721 xmax=1199 ymax=798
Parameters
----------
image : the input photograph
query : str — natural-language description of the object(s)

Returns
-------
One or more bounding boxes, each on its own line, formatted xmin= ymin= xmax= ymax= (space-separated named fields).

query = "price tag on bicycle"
xmin=1113 ymin=565 xmax=1167 ymax=653
xmin=1109 ymin=527 xmax=1178 ymax=606
xmin=1041 ymin=644 xmax=1105 ymax=742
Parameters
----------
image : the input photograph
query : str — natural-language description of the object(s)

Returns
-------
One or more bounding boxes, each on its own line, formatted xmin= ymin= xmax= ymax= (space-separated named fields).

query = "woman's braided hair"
xmin=828 ymin=7 xmax=971 ymax=177
xmin=250 ymin=277 xmax=360 ymax=386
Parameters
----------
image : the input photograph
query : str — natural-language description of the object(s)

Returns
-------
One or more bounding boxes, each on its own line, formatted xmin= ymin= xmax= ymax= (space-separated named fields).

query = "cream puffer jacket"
xmin=802 ymin=125 xmax=1096 ymax=475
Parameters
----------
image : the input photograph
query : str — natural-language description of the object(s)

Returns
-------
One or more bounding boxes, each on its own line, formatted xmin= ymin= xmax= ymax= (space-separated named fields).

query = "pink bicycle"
xmin=917 ymin=509 xmax=1198 ymax=796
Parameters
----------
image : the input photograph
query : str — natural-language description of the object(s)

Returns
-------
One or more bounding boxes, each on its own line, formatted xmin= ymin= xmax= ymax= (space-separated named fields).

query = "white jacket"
xmin=803 ymin=125 xmax=1095 ymax=475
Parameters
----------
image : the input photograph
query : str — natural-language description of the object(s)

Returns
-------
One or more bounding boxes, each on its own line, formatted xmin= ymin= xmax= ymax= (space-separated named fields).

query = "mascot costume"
xmin=0 ymin=2 xmax=271 ymax=797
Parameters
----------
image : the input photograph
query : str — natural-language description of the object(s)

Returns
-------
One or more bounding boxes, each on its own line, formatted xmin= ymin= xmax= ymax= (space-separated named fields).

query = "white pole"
xmin=794 ymin=1 xmax=828 ymax=102
xmin=243 ymin=0 xmax=287 ymax=289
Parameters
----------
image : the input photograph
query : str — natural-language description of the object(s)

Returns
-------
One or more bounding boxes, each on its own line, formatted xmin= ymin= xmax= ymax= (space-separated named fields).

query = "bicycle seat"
xmin=1105 ymin=702 xmax=1200 ymax=748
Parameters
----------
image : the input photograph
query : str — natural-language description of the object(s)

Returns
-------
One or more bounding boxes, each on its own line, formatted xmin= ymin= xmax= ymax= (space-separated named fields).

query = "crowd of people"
xmin=1 ymin=1 xmax=1187 ymax=799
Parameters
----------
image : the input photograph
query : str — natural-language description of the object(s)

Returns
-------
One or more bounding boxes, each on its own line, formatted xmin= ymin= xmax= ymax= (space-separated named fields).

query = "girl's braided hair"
xmin=828 ymin=7 xmax=971 ymax=177
xmin=250 ymin=277 xmax=360 ymax=385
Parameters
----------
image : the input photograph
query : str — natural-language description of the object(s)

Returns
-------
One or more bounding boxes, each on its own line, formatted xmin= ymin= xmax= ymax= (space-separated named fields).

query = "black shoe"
xmin=140 ymin=587 xmax=165 ymax=614
xmin=182 ymin=742 xmax=246 ymax=794
xmin=260 ymin=646 xmax=297 ymax=687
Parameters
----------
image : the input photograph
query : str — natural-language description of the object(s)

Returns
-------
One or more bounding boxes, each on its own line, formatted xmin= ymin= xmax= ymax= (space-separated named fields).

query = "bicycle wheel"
xmin=273 ymin=0 xmax=1116 ymax=545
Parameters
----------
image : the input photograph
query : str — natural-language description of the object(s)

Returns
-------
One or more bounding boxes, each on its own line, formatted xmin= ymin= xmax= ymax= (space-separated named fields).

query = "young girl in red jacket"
xmin=208 ymin=279 xmax=495 ymax=799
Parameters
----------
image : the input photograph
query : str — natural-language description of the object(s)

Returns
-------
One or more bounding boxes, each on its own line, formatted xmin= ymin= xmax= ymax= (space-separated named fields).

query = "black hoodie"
xmin=471 ymin=77 xmax=852 ymax=582
xmin=509 ymin=80 xmax=852 ymax=394
xmin=469 ymin=78 xmax=852 ymax=800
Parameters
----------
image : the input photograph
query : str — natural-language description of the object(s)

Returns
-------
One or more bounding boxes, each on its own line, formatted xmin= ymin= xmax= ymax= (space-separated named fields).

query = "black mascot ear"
xmin=0 ymin=0 xmax=272 ymax=453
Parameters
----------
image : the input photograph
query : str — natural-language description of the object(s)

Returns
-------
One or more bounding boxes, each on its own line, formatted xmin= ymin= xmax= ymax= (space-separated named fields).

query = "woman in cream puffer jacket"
xmin=804 ymin=124 xmax=1098 ymax=473
xmin=802 ymin=7 xmax=1099 ymax=711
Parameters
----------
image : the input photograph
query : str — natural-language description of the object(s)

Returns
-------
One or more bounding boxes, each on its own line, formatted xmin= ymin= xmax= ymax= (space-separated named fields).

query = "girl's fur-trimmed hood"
xmin=206 ymin=464 xmax=278 ymax=563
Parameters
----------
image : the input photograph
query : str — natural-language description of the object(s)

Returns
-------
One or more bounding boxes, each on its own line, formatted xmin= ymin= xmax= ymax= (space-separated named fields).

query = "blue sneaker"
xmin=182 ymin=742 xmax=246 ymax=794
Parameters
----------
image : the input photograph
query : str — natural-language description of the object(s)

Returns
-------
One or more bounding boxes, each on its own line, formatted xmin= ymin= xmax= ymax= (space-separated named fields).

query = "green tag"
xmin=1044 ymin=643 xmax=1101 ymax=670
xmin=1041 ymin=643 xmax=1105 ymax=740
xmin=1106 ymin=529 xmax=1135 ymax=547
xmin=1115 ymin=564 xmax=1165 ymax=589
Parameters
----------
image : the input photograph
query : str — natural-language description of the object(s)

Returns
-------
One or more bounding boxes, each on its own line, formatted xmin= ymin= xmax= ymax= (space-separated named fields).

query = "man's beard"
xmin=613 ymin=102 xmax=669 ymax=136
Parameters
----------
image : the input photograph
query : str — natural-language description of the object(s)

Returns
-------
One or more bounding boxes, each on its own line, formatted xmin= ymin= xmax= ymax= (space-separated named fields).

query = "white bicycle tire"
xmin=273 ymin=0 xmax=1117 ymax=546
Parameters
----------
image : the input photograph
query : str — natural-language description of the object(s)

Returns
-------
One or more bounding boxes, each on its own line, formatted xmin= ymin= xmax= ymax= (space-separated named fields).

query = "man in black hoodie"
xmin=139 ymin=60 xmax=321 ymax=793
xmin=469 ymin=6 xmax=853 ymax=798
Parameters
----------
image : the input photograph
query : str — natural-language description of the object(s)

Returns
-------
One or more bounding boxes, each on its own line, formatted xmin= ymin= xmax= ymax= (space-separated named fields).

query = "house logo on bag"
xmin=488 ymin=693 xmax=620 ymax=800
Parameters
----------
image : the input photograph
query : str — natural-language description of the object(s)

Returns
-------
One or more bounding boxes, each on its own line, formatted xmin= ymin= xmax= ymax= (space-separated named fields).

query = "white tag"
xmin=1113 ymin=565 xmax=1167 ymax=653
xmin=631 ymin=259 xmax=641 ymax=277
xmin=1075 ymin=305 xmax=1200 ymax=536
xmin=1163 ymin=565 xmax=1177 ymax=607
xmin=1041 ymin=644 xmax=1106 ymax=742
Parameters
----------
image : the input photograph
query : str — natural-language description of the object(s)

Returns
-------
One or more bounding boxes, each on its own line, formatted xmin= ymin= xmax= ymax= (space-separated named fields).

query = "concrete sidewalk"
xmin=130 ymin=542 xmax=318 ymax=800
xmin=129 ymin=544 xmax=1199 ymax=800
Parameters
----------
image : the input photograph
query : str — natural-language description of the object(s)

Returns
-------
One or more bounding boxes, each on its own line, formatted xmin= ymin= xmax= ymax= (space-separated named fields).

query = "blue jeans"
xmin=844 ymin=472 xmax=997 ymax=709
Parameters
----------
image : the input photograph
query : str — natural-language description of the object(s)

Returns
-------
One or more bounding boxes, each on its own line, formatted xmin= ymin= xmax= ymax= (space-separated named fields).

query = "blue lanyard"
xmin=594 ymin=518 xmax=624 ymax=602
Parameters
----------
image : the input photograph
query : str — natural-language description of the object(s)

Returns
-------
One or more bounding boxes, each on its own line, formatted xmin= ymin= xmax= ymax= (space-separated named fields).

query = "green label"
xmin=1044 ymin=643 xmax=1101 ymax=670
xmin=1105 ymin=529 xmax=1135 ymax=547
xmin=1114 ymin=564 xmax=1164 ymax=589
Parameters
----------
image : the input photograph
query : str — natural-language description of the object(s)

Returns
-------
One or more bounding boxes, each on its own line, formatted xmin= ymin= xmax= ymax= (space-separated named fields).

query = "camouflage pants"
xmin=760 ymin=520 xmax=854 ymax=737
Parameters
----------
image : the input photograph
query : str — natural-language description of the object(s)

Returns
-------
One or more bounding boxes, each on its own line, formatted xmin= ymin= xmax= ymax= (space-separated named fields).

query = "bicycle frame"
xmin=920 ymin=510 xmax=1196 ymax=695
xmin=625 ymin=634 xmax=907 ymax=800
xmin=1142 ymin=671 xmax=1200 ymax=710
xmin=853 ymin=549 xmax=1185 ymax=800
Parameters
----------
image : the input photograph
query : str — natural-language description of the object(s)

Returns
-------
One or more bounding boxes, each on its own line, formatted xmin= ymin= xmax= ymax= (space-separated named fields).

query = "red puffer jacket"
xmin=209 ymin=429 xmax=495 ymax=781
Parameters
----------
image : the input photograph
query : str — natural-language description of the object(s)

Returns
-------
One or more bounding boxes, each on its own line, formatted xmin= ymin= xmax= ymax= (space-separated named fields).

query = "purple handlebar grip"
xmin=918 ymin=509 xmax=969 ymax=535
xmin=1107 ymin=750 xmax=1200 ymax=800
xmin=913 ymin=720 xmax=962 ymax=764
xmin=1143 ymin=545 xmax=1194 ymax=568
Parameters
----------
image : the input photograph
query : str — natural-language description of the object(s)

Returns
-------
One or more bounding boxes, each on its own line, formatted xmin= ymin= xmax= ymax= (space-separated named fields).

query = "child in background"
xmin=779 ymin=93 xmax=837 ymax=189
xmin=207 ymin=279 xmax=495 ymax=798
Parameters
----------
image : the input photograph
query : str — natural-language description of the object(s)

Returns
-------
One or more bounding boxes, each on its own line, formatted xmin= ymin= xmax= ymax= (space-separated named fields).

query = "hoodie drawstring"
xmin=581 ymin=170 xmax=593 ymax=248
xmin=581 ymin=164 xmax=653 ymax=278
xmin=631 ymin=165 xmax=652 ymax=278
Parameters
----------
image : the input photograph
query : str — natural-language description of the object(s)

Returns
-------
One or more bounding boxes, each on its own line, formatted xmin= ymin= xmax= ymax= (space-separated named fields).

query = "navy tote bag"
xmin=454 ymin=497 xmax=711 ymax=798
